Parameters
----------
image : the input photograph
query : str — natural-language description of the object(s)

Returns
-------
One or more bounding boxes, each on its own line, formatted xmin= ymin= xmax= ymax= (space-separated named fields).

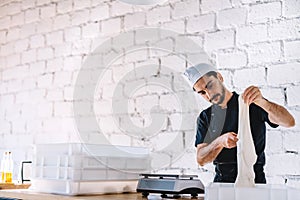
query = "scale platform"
xmin=136 ymin=174 xmax=205 ymax=198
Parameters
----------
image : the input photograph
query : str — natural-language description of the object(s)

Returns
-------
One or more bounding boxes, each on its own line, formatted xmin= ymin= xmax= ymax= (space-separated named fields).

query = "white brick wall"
xmin=90 ymin=4 xmax=109 ymax=21
xmin=186 ymin=14 xmax=216 ymax=33
xmin=6 ymin=54 xmax=21 ymax=68
xmin=237 ymin=24 xmax=268 ymax=45
xmin=217 ymin=50 xmax=247 ymax=68
xmin=22 ymin=0 xmax=35 ymax=10
xmin=20 ymin=23 xmax=35 ymax=39
xmin=57 ymin=0 xmax=73 ymax=14
xmin=0 ymin=30 xmax=6 ymax=44
xmin=101 ymin=18 xmax=121 ymax=35
xmin=0 ymin=0 xmax=299 ymax=182
xmin=266 ymin=130 xmax=283 ymax=154
xmin=124 ymin=12 xmax=146 ymax=30
xmin=82 ymin=22 xmax=100 ymax=38
xmin=46 ymin=31 xmax=64 ymax=45
xmin=30 ymin=35 xmax=45 ymax=49
xmin=46 ymin=58 xmax=62 ymax=73
xmin=73 ymin=0 xmax=91 ymax=11
xmin=284 ymin=131 xmax=300 ymax=152
xmin=172 ymin=0 xmax=199 ymax=19
xmin=36 ymin=18 xmax=53 ymax=34
xmin=260 ymin=88 xmax=285 ymax=106
xmin=283 ymin=0 xmax=300 ymax=18
xmin=248 ymin=42 xmax=282 ymax=64
xmin=37 ymin=102 xmax=53 ymax=118
xmin=147 ymin=6 xmax=170 ymax=25
xmin=204 ymin=29 xmax=235 ymax=52
xmin=110 ymin=1 xmax=134 ymax=17
xmin=11 ymin=12 xmax=24 ymax=27
xmin=54 ymin=43 xmax=72 ymax=58
xmin=25 ymin=8 xmax=39 ymax=24
xmin=283 ymin=141 xmax=300 ymax=165
xmin=233 ymin=67 xmax=266 ymax=89
xmin=217 ymin=7 xmax=247 ymax=28
xmin=6 ymin=28 xmax=20 ymax=42
xmin=36 ymin=0 xmax=51 ymax=7
xmin=201 ymin=0 xmax=231 ymax=13
xmin=22 ymin=49 xmax=36 ymax=64
xmin=161 ymin=20 xmax=185 ymax=34
xmin=37 ymin=74 xmax=53 ymax=88
xmin=64 ymin=27 xmax=81 ymax=42
xmin=248 ymin=2 xmax=281 ymax=23
xmin=268 ymin=62 xmax=300 ymax=86
xmin=268 ymin=18 xmax=300 ymax=40
xmin=40 ymin=4 xmax=56 ymax=19
xmin=286 ymin=85 xmax=300 ymax=106
xmin=54 ymin=14 xmax=70 ymax=30
xmin=284 ymin=40 xmax=300 ymax=60
xmin=5 ymin=1 xmax=21 ymax=16
xmin=266 ymin=154 xmax=300 ymax=176
xmin=37 ymin=47 xmax=54 ymax=61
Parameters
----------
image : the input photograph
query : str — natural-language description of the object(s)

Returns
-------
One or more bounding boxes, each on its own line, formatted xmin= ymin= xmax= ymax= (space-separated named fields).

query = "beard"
xmin=209 ymin=85 xmax=226 ymax=106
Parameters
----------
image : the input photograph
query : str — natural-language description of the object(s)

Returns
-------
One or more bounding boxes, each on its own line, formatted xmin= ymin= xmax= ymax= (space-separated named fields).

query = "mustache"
xmin=209 ymin=94 xmax=220 ymax=103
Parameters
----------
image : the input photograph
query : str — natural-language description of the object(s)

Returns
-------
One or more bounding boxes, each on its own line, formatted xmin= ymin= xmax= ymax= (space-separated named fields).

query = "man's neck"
xmin=219 ymin=90 xmax=233 ymax=109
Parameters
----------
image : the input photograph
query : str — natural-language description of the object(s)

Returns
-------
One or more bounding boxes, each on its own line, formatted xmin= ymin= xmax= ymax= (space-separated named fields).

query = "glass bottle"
xmin=0 ymin=151 xmax=7 ymax=182
xmin=5 ymin=151 xmax=13 ymax=183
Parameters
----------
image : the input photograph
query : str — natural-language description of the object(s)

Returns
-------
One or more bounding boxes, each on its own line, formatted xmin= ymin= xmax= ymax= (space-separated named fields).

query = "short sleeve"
xmin=262 ymin=109 xmax=279 ymax=128
xmin=195 ymin=111 xmax=210 ymax=147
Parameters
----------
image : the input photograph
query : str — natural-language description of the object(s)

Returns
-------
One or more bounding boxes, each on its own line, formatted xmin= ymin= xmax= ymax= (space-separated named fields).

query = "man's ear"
xmin=217 ymin=72 xmax=224 ymax=82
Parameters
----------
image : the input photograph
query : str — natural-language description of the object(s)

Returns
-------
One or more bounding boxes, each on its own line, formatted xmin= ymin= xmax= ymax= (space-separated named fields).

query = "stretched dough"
xmin=235 ymin=95 xmax=257 ymax=187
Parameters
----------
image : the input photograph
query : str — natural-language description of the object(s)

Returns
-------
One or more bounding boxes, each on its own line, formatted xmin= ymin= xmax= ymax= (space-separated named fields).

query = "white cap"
xmin=183 ymin=63 xmax=217 ymax=88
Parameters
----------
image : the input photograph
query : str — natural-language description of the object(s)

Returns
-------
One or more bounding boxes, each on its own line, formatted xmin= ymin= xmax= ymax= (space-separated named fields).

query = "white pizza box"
xmin=29 ymin=179 xmax=138 ymax=195
xmin=32 ymin=143 xmax=151 ymax=181
xmin=205 ymin=183 xmax=300 ymax=200
xmin=30 ymin=143 xmax=150 ymax=195
xmin=31 ymin=166 xmax=141 ymax=181
xmin=33 ymin=155 xmax=150 ymax=170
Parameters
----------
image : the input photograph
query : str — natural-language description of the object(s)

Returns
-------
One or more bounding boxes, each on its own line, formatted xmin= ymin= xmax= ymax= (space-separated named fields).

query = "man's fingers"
xmin=243 ymin=86 xmax=262 ymax=104
xmin=227 ymin=141 xmax=238 ymax=149
xmin=229 ymin=132 xmax=238 ymax=141
xmin=246 ymin=89 xmax=258 ymax=103
xmin=222 ymin=132 xmax=239 ymax=148
xmin=243 ymin=86 xmax=255 ymax=99
xmin=230 ymin=132 xmax=237 ymax=136
xmin=248 ymin=93 xmax=259 ymax=104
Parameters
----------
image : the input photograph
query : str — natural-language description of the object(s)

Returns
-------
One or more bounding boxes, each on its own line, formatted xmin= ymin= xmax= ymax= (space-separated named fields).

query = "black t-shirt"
xmin=195 ymin=92 xmax=278 ymax=166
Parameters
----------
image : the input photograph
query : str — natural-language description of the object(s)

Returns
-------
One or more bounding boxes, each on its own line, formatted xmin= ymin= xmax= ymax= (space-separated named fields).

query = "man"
xmin=184 ymin=63 xmax=295 ymax=183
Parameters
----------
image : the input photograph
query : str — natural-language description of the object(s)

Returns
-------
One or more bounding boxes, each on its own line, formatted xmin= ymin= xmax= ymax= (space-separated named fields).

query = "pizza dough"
xmin=235 ymin=95 xmax=257 ymax=187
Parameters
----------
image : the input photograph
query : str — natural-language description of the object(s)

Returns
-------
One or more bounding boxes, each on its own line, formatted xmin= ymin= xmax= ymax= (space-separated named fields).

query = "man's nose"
xmin=204 ymin=90 xmax=211 ymax=100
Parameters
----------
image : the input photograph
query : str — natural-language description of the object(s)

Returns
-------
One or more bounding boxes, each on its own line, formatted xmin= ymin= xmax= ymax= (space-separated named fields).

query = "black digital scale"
xmin=136 ymin=174 xmax=205 ymax=198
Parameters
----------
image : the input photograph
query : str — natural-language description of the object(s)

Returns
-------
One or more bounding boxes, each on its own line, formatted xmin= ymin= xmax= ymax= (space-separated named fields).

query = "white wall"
xmin=0 ymin=0 xmax=299 ymax=184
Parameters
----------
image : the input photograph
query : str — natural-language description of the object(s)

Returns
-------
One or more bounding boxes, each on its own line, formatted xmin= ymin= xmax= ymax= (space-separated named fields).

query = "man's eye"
xmin=207 ymin=83 xmax=213 ymax=90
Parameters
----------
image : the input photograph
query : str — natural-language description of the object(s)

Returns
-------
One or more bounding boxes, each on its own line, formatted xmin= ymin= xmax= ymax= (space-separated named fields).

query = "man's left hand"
xmin=242 ymin=86 xmax=264 ymax=105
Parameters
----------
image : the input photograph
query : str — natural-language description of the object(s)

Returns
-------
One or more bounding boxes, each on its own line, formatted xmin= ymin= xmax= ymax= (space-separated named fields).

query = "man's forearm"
xmin=257 ymin=98 xmax=295 ymax=127
xmin=243 ymin=86 xmax=295 ymax=127
xmin=196 ymin=138 xmax=223 ymax=166
xmin=196 ymin=132 xmax=238 ymax=166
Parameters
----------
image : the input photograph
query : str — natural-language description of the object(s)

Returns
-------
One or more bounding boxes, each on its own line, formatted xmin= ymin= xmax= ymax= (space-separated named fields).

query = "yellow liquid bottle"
xmin=4 ymin=151 xmax=13 ymax=183
xmin=0 ymin=151 xmax=8 ymax=183
xmin=1 ymin=172 xmax=4 ymax=182
xmin=4 ymin=172 xmax=12 ymax=183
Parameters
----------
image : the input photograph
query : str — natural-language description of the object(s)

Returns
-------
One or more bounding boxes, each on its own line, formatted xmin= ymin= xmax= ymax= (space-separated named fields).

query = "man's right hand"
xmin=220 ymin=132 xmax=238 ymax=149
xmin=196 ymin=132 xmax=238 ymax=166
